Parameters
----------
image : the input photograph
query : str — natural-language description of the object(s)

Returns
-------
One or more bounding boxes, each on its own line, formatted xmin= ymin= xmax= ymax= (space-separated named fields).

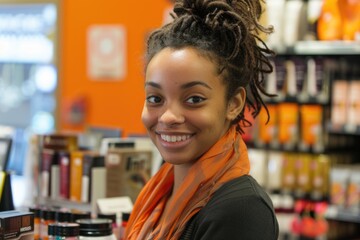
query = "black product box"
xmin=0 ymin=211 xmax=34 ymax=240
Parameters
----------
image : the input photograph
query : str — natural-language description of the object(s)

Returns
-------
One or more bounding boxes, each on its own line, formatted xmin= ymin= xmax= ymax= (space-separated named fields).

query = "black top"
xmin=180 ymin=175 xmax=279 ymax=240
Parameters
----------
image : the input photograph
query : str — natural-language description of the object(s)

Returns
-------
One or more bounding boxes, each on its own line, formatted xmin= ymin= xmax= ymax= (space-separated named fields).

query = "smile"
xmin=160 ymin=134 xmax=192 ymax=143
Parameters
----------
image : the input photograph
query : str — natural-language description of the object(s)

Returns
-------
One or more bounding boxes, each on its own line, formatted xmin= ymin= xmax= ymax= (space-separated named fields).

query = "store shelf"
xmin=35 ymin=197 xmax=92 ymax=212
xmin=327 ymin=122 xmax=360 ymax=136
xmin=326 ymin=205 xmax=360 ymax=224
xmin=264 ymin=95 xmax=329 ymax=105
xmin=249 ymin=142 xmax=326 ymax=154
xmin=277 ymin=41 xmax=360 ymax=56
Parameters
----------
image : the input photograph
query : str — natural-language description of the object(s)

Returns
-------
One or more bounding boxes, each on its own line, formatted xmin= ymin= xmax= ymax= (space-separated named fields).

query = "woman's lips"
xmin=156 ymin=132 xmax=194 ymax=149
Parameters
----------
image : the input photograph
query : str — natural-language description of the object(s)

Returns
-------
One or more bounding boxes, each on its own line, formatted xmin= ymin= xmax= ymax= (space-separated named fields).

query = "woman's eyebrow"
xmin=181 ymin=81 xmax=212 ymax=90
xmin=144 ymin=81 xmax=212 ymax=90
xmin=144 ymin=81 xmax=161 ymax=89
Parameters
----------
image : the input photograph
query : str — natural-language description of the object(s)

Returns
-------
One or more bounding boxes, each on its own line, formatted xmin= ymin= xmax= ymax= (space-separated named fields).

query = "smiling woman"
xmin=124 ymin=0 xmax=279 ymax=239
xmin=142 ymin=47 xmax=242 ymax=167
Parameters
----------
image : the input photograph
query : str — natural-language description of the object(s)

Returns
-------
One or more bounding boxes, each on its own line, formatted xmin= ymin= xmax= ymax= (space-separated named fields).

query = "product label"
xmin=40 ymin=223 xmax=49 ymax=240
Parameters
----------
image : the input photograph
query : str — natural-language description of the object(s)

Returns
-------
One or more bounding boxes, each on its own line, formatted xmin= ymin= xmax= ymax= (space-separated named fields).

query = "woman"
xmin=125 ymin=0 xmax=279 ymax=239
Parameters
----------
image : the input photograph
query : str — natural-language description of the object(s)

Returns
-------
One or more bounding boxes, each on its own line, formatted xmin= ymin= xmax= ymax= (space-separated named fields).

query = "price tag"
xmin=325 ymin=205 xmax=338 ymax=218
xmin=97 ymin=196 xmax=133 ymax=215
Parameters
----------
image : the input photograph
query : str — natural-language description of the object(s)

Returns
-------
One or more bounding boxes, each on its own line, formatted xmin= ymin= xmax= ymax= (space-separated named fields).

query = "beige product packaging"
xmin=266 ymin=151 xmax=284 ymax=192
xmin=50 ymin=163 xmax=60 ymax=199
xmin=331 ymin=81 xmax=349 ymax=127
xmin=346 ymin=166 xmax=360 ymax=212
xmin=330 ymin=166 xmax=350 ymax=208
xmin=248 ymin=149 xmax=268 ymax=187
xmin=100 ymin=137 xmax=161 ymax=176
xmin=81 ymin=153 xmax=104 ymax=203
xmin=105 ymin=149 xmax=152 ymax=203
xmin=305 ymin=58 xmax=317 ymax=99
xmin=91 ymin=167 xmax=107 ymax=214
xmin=265 ymin=0 xmax=286 ymax=52
xmin=264 ymin=60 xmax=277 ymax=99
xmin=282 ymin=0 xmax=307 ymax=46
xmin=305 ymin=57 xmax=330 ymax=103
xmin=346 ymin=80 xmax=360 ymax=131
xmin=285 ymin=60 xmax=297 ymax=98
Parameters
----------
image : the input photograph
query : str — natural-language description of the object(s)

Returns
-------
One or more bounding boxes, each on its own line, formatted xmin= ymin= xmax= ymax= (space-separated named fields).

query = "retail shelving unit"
xmin=277 ymin=41 xmax=360 ymax=56
xmin=35 ymin=196 xmax=92 ymax=213
xmin=271 ymin=40 xmax=360 ymax=239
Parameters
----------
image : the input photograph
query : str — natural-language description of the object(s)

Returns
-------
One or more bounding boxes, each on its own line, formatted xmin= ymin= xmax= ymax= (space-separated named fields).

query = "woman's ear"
xmin=226 ymin=87 xmax=246 ymax=121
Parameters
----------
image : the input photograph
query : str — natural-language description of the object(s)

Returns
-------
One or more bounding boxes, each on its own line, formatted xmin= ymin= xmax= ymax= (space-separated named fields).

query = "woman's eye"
xmin=146 ymin=96 xmax=162 ymax=104
xmin=186 ymin=96 xmax=205 ymax=104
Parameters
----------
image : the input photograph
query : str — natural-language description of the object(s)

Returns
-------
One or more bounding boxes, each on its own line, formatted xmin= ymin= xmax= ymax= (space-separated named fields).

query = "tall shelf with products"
xmin=244 ymin=40 xmax=360 ymax=240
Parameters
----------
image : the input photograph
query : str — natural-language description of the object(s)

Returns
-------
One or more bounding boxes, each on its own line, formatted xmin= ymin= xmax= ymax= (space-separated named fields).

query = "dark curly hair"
xmin=145 ymin=0 xmax=275 ymax=131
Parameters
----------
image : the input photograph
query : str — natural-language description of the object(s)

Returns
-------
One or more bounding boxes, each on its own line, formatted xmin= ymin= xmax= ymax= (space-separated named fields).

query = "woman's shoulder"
xmin=208 ymin=175 xmax=274 ymax=207
xmin=180 ymin=175 xmax=279 ymax=240
xmin=195 ymin=175 xmax=277 ymax=222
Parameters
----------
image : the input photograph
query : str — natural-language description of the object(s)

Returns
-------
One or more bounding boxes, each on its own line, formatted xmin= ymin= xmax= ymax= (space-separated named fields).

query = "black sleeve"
xmin=179 ymin=176 xmax=279 ymax=240
xmin=192 ymin=195 xmax=278 ymax=240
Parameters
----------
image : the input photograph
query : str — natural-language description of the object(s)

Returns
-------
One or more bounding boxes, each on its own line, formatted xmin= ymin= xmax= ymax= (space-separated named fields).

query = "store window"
xmin=0 ymin=1 xmax=58 ymax=176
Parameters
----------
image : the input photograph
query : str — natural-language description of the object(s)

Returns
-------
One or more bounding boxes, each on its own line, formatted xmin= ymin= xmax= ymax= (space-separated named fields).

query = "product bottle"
xmin=40 ymin=208 xmax=56 ymax=240
xmin=119 ymin=212 xmax=130 ymax=240
xmin=48 ymin=223 xmax=56 ymax=240
xmin=77 ymin=219 xmax=117 ymax=240
xmin=338 ymin=0 xmax=360 ymax=40
xmin=29 ymin=206 xmax=41 ymax=240
xmin=305 ymin=0 xmax=323 ymax=40
xmin=55 ymin=210 xmax=72 ymax=223
xmin=317 ymin=0 xmax=342 ymax=40
xmin=97 ymin=213 xmax=120 ymax=239
xmin=54 ymin=223 xmax=80 ymax=240
xmin=70 ymin=210 xmax=92 ymax=223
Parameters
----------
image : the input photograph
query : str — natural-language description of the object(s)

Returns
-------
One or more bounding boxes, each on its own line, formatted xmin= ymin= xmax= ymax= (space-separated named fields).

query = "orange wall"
xmin=58 ymin=0 xmax=171 ymax=136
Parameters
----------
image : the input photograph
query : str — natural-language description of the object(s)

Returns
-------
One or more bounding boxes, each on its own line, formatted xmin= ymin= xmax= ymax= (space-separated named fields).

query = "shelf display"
xmin=293 ymin=41 xmax=360 ymax=55
xmin=242 ymin=34 xmax=360 ymax=239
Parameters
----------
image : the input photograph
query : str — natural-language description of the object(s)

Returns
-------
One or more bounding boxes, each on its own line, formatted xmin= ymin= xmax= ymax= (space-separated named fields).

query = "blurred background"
xmin=0 ymin=0 xmax=359 ymax=239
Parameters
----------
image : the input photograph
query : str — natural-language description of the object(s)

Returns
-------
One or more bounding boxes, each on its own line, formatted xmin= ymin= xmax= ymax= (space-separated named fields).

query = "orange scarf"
xmin=125 ymin=125 xmax=250 ymax=240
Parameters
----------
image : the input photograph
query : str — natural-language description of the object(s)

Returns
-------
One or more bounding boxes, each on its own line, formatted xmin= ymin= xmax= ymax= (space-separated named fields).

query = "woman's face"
xmin=142 ymin=47 xmax=241 ymax=166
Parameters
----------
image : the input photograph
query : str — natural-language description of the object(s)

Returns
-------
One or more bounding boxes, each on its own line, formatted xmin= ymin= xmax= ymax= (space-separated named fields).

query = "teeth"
xmin=161 ymin=134 xmax=191 ymax=143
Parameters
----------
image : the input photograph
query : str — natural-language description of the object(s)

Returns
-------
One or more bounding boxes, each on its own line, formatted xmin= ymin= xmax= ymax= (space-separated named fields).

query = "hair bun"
xmin=173 ymin=1 xmax=205 ymax=19
xmin=174 ymin=1 xmax=233 ymax=19
xmin=174 ymin=0 xmax=241 ymax=30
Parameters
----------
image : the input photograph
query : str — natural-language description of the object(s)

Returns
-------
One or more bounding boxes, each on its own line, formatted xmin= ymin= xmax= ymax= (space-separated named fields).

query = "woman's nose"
xmin=158 ymin=105 xmax=185 ymax=126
